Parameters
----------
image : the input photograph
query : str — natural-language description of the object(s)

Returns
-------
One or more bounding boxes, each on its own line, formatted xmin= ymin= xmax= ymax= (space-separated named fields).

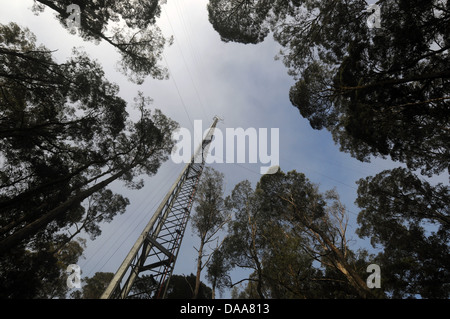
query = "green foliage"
xmin=207 ymin=0 xmax=272 ymax=44
xmin=73 ymin=272 xmax=114 ymax=299
xmin=165 ymin=274 xmax=212 ymax=299
xmin=192 ymin=168 xmax=227 ymax=239
xmin=125 ymin=273 xmax=212 ymax=299
xmin=207 ymin=1 xmax=449 ymax=298
xmin=221 ymin=170 xmax=376 ymax=299
xmin=0 ymin=22 xmax=177 ymax=298
xmin=356 ymin=168 xmax=450 ymax=298
xmin=0 ymin=238 xmax=85 ymax=299
xmin=207 ymin=0 xmax=450 ymax=176
xmin=31 ymin=0 xmax=171 ymax=84
xmin=0 ymin=22 xmax=177 ymax=250
xmin=206 ymin=248 xmax=231 ymax=298
xmin=191 ymin=167 xmax=228 ymax=298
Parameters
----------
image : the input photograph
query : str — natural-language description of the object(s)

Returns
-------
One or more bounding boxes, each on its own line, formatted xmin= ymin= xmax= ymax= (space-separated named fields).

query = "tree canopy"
xmin=165 ymin=274 xmax=213 ymax=299
xmin=208 ymin=0 xmax=450 ymax=176
xmin=1 ymin=0 xmax=448 ymax=300
xmin=0 ymin=22 xmax=177 ymax=298
xmin=219 ymin=170 xmax=380 ymax=299
xmin=31 ymin=0 xmax=172 ymax=84
xmin=71 ymin=271 xmax=115 ymax=299
xmin=191 ymin=167 xmax=229 ymax=299
xmin=356 ymin=168 xmax=449 ymax=298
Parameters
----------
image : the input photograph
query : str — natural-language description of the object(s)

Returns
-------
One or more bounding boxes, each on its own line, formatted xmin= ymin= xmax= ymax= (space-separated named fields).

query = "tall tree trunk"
xmin=0 ymin=160 xmax=110 ymax=211
xmin=0 ymin=168 xmax=129 ymax=254
xmin=193 ymin=237 xmax=205 ymax=299
xmin=255 ymin=257 xmax=265 ymax=299
xmin=308 ymin=224 xmax=374 ymax=299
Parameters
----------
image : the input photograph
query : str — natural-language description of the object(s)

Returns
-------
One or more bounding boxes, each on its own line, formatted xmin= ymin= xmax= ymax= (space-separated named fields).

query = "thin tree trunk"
xmin=0 ymin=168 xmax=129 ymax=254
xmin=52 ymin=220 xmax=85 ymax=256
xmin=255 ymin=257 xmax=265 ymax=299
xmin=307 ymin=223 xmax=373 ymax=299
xmin=35 ymin=0 xmax=137 ymax=54
xmin=0 ymin=164 xmax=115 ymax=239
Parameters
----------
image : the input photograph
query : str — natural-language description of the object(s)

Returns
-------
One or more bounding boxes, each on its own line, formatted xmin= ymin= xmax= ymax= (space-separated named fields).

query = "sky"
xmin=1 ymin=0 xmax=448 ymax=298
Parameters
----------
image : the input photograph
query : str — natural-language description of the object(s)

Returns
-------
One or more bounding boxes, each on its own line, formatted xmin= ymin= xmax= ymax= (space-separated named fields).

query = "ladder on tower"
xmin=101 ymin=117 xmax=219 ymax=299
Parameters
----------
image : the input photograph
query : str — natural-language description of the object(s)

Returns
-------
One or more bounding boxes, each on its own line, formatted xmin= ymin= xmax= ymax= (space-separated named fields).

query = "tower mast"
xmin=101 ymin=117 xmax=219 ymax=299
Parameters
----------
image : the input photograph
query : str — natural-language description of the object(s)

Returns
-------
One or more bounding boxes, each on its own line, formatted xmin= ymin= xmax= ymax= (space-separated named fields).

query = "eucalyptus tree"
xmin=221 ymin=180 xmax=268 ymax=299
xmin=0 ymin=22 xmax=177 ymax=297
xmin=191 ymin=168 xmax=229 ymax=299
xmin=205 ymin=247 xmax=231 ymax=299
xmin=256 ymin=170 xmax=376 ymax=298
xmin=356 ymin=168 xmax=450 ymax=298
xmin=31 ymin=0 xmax=172 ymax=83
xmin=222 ymin=170 xmax=376 ymax=298
xmin=0 ymin=23 xmax=177 ymax=253
xmin=208 ymin=0 xmax=450 ymax=176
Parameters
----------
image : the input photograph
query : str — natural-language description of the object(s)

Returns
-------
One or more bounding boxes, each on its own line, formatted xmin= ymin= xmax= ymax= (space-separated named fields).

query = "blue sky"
xmin=1 ymin=0 xmax=447 ymax=298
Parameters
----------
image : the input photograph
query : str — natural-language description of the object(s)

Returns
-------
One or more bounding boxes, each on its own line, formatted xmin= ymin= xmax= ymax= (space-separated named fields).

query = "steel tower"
xmin=101 ymin=117 xmax=219 ymax=299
